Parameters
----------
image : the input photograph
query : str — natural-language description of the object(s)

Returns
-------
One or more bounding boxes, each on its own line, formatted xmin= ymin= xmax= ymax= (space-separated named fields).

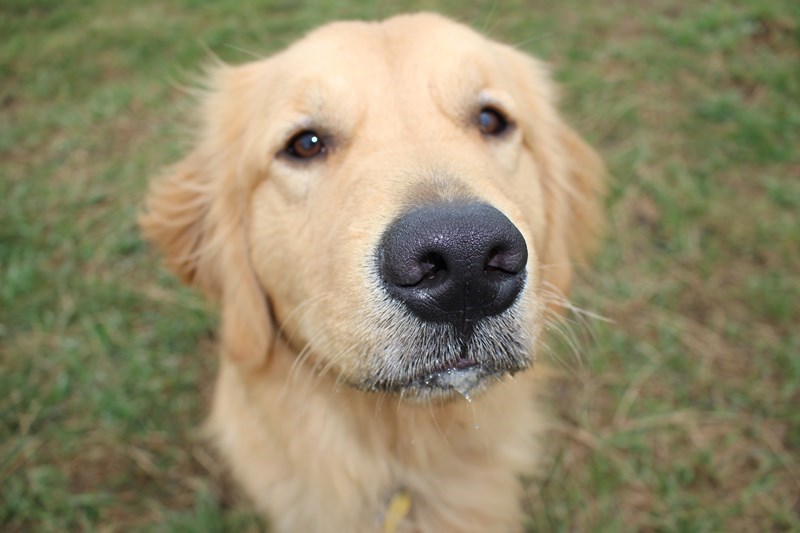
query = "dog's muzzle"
xmin=375 ymin=202 xmax=529 ymax=397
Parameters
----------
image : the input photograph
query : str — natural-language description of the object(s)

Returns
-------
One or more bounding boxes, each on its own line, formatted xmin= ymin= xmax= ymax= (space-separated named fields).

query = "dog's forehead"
xmin=258 ymin=13 xmax=516 ymax=136
xmin=278 ymin=14 xmax=499 ymax=89
xmin=304 ymin=13 xmax=491 ymax=60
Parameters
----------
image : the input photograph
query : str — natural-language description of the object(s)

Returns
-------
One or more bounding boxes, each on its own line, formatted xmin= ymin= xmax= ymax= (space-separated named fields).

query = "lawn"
xmin=1 ymin=0 xmax=798 ymax=530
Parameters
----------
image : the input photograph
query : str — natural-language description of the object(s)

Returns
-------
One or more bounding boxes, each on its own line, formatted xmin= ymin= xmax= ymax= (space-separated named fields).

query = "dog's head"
xmin=140 ymin=13 xmax=604 ymax=401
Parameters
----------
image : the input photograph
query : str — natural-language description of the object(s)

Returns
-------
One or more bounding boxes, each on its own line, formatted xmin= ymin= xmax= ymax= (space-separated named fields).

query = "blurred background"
xmin=2 ymin=0 xmax=798 ymax=530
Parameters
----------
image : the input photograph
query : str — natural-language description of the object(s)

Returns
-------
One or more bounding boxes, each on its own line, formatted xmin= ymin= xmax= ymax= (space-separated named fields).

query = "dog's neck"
xmin=210 ymin=336 xmax=539 ymax=530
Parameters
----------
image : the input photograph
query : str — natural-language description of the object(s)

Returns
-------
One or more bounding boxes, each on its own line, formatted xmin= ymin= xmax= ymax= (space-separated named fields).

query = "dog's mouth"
xmin=359 ymin=337 xmax=531 ymax=401
xmin=343 ymin=293 xmax=538 ymax=402
xmin=404 ymin=360 xmax=515 ymax=400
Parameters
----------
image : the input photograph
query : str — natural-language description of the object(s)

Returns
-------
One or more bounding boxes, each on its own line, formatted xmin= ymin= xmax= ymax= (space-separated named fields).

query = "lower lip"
xmin=451 ymin=358 xmax=478 ymax=370
xmin=422 ymin=364 xmax=489 ymax=398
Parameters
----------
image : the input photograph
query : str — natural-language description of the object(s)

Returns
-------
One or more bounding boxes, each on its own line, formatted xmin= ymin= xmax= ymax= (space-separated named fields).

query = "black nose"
xmin=378 ymin=202 xmax=527 ymax=332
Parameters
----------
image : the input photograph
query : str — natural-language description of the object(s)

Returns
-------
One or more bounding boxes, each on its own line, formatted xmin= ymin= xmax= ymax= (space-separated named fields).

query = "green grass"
xmin=2 ymin=0 xmax=798 ymax=530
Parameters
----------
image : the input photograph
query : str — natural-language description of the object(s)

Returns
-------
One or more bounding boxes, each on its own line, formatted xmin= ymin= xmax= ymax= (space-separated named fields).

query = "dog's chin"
xmin=337 ymin=302 xmax=538 ymax=403
xmin=396 ymin=363 xmax=512 ymax=403
xmin=357 ymin=358 xmax=530 ymax=404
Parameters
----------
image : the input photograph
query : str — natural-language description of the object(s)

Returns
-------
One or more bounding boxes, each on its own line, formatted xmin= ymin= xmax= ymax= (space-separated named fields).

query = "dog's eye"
xmin=285 ymin=130 xmax=325 ymax=159
xmin=477 ymin=107 xmax=509 ymax=136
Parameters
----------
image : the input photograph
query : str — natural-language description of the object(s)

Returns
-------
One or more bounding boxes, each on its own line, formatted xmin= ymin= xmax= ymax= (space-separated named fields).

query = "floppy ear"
xmin=504 ymin=50 xmax=606 ymax=298
xmin=139 ymin=68 xmax=274 ymax=368
xmin=138 ymin=152 xmax=220 ymax=292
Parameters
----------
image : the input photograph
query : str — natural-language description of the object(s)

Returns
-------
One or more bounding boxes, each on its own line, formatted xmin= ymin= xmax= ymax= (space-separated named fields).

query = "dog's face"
xmin=141 ymin=13 xmax=603 ymax=401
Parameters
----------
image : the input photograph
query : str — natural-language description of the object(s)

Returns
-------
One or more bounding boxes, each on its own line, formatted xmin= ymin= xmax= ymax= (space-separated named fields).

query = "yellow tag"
xmin=383 ymin=489 xmax=412 ymax=533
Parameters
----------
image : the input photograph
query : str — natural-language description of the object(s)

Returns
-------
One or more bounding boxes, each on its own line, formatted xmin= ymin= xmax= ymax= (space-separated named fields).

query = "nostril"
xmin=419 ymin=252 xmax=447 ymax=282
xmin=484 ymin=247 xmax=505 ymax=273
xmin=484 ymin=246 xmax=526 ymax=275
xmin=396 ymin=251 xmax=447 ymax=288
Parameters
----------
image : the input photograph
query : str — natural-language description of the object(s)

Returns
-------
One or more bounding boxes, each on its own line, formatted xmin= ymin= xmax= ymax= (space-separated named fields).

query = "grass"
xmin=1 ymin=0 xmax=798 ymax=530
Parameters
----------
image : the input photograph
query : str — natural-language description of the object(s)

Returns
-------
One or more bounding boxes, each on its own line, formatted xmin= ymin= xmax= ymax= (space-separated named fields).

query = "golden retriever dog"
xmin=140 ymin=12 xmax=603 ymax=532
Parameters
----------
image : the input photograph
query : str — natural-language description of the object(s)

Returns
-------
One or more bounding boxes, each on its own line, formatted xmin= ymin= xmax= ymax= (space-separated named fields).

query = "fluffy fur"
xmin=140 ymin=13 xmax=604 ymax=532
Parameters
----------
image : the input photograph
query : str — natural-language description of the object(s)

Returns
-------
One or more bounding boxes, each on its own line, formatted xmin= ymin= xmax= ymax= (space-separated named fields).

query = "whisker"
xmin=281 ymin=328 xmax=332 ymax=399
xmin=223 ymin=43 xmax=268 ymax=60
xmin=510 ymin=32 xmax=555 ymax=51
xmin=276 ymin=292 xmax=334 ymax=341
xmin=536 ymin=280 xmax=608 ymax=371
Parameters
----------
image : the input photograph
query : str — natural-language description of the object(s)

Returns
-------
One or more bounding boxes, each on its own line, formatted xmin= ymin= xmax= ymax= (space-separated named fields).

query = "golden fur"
xmin=140 ymin=13 xmax=604 ymax=532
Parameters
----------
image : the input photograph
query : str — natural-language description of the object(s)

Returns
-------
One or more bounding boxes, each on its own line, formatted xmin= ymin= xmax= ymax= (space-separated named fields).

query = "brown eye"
xmin=477 ymin=107 xmax=509 ymax=136
xmin=286 ymin=130 xmax=325 ymax=159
